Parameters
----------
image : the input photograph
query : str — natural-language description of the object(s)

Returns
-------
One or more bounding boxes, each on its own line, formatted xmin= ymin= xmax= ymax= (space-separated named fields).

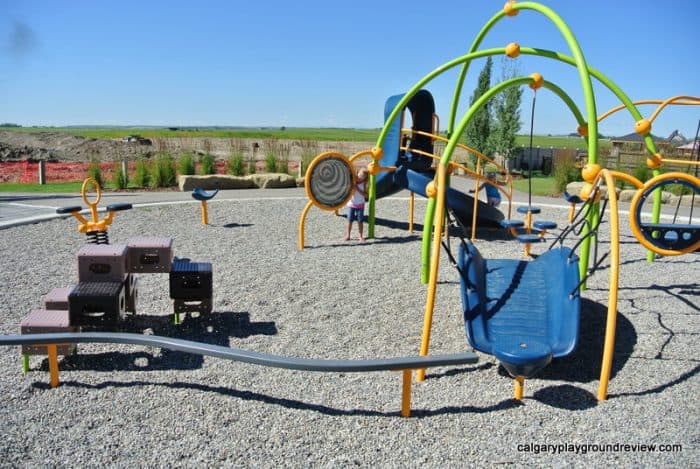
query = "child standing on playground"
xmin=345 ymin=167 xmax=369 ymax=241
xmin=470 ymin=172 xmax=501 ymax=207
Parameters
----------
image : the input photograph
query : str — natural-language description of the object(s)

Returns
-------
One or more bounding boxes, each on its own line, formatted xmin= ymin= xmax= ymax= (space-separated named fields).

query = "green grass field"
xmin=0 ymin=181 xmax=144 ymax=193
xmin=3 ymin=126 xmax=610 ymax=149
xmin=2 ymin=126 xmax=382 ymax=142
xmin=514 ymin=134 xmax=612 ymax=151
xmin=511 ymin=176 xmax=558 ymax=196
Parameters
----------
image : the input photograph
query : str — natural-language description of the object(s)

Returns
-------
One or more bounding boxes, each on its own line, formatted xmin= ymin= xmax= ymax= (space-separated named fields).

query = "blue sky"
xmin=1 ymin=0 xmax=698 ymax=138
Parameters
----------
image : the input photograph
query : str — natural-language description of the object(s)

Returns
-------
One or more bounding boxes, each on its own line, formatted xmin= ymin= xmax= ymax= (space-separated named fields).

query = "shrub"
xmin=632 ymin=159 xmax=651 ymax=186
xmin=247 ymin=158 xmax=256 ymax=175
xmin=276 ymin=156 xmax=289 ymax=174
xmin=301 ymin=150 xmax=316 ymax=177
xmin=264 ymin=152 xmax=277 ymax=173
xmin=666 ymin=182 xmax=693 ymax=196
xmin=553 ymin=156 xmax=581 ymax=193
xmin=299 ymin=140 xmax=320 ymax=177
xmin=133 ymin=159 xmax=150 ymax=188
xmin=177 ymin=152 xmax=195 ymax=175
xmin=162 ymin=154 xmax=176 ymax=186
xmin=200 ymin=153 xmax=215 ymax=175
xmin=87 ymin=159 xmax=104 ymax=189
xmin=612 ymin=160 xmax=626 ymax=190
xmin=149 ymin=153 xmax=176 ymax=188
xmin=113 ymin=162 xmax=128 ymax=189
xmin=227 ymin=152 xmax=245 ymax=176
xmin=484 ymin=163 xmax=498 ymax=174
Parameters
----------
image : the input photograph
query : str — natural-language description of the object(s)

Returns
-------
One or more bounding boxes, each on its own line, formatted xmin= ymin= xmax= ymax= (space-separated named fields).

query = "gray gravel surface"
xmin=0 ymin=197 xmax=697 ymax=467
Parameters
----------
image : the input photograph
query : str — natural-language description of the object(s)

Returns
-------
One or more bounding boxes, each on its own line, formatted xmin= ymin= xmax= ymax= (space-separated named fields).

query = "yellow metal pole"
xmin=471 ymin=162 xmax=482 ymax=241
xmin=507 ymin=177 xmax=514 ymax=220
xmin=470 ymin=183 xmax=479 ymax=241
xmin=47 ymin=344 xmax=60 ymax=388
xmin=298 ymin=201 xmax=314 ymax=250
xmin=417 ymin=164 xmax=447 ymax=382
xmin=408 ymin=192 xmax=415 ymax=234
xmin=525 ymin=210 xmax=533 ymax=256
xmin=401 ymin=369 xmax=412 ymax=417
xmin=526 ymin=211 xmax=532 ymax=233
xmin=514 ymin=377 xmax=524 ymax=400
xmin=598 ymin=170 xmax=621 ymax=400
xmin=201 ymin=201 xmax=208 ymax=225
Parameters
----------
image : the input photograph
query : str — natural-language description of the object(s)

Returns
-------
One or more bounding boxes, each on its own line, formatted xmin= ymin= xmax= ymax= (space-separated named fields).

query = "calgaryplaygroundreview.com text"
xmin=516 ymin=442 xmax=683 ymax=455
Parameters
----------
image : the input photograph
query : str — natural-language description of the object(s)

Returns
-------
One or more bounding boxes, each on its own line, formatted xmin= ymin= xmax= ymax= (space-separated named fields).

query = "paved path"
xmin=1 ymin=181 xmax=696 ymax=230
xmin=0 ymin=188 xmax=308 ymax=229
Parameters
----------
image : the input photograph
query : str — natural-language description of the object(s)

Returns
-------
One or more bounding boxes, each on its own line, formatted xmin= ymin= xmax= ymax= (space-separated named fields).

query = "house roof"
xmin=677 ymin=140 xmax=699 ymax=150
xmin=612 ymin=132 xmax=664 ymax=142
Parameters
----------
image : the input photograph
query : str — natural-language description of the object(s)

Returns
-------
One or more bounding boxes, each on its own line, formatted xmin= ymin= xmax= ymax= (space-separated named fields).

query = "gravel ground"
xmin=0 ymin=197 xmax=697 ymax=467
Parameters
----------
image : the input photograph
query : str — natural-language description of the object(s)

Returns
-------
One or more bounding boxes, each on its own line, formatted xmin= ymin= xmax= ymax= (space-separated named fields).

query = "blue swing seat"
xmin=457 ymin=242 xmax=581 ymax=378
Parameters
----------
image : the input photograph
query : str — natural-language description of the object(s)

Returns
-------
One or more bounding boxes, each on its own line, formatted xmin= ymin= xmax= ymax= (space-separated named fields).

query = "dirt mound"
xmin=0 ymin=130 xmax=371 ymax=164
xmin=0 ymin=130 xmax=155 ymax=162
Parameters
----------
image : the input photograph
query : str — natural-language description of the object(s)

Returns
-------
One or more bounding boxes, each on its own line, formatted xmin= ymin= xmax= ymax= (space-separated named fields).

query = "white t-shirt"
xmin=348 ymin=180 xmax=366 ymax=208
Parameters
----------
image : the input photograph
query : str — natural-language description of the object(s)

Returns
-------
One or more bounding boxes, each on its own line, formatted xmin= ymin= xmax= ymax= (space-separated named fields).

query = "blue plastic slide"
xmin=374 ymin=90 xmax=504 ymax=229
xmin=393 ymin=166 xmax=503 ymax=228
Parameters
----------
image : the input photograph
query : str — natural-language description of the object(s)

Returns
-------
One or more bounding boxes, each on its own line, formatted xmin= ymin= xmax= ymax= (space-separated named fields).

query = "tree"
xmin=464 ymin=56 xmax=494 ymax=161
xmin=489 ymin=58 xmax=523 ymax=160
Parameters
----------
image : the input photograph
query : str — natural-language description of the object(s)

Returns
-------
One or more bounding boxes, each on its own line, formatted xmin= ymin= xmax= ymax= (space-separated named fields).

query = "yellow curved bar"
xmin=648 ymin=96 xmax=700 ymax=123
xmin=417 ymin=163 xmax=448 ymax=382
xmin=403 ymin=129 xmax=510 ymax=176
xmin=400 ymin=143 xmax=513 ymax=202
xmin=628 ymin=172 xmax=700 ymax=256
xmin=401 ymin=129 xmax=514 ymax=202
xmin=607 ymin=170 xmax=644 ymax=190
xmin=298 ymin=200 xmax=314 ymax=250
xmin=597 ymin=96 xmax=700 ymax=123
xmin=401 ymin=145 xmax=513 ymax=239
xmin=349 ymin=149 xmax=375 ymax=163
xmin=598 ymin=169 xmax=621 ymax=400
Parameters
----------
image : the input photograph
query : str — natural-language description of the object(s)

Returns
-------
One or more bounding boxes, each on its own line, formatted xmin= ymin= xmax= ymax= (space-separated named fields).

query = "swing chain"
xmin=439 ymin=204 xmax=472 ymax=281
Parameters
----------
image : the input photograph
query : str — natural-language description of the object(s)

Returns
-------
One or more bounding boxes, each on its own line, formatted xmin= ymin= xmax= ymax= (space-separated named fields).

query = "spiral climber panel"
xmin=308 ymin=155 xmax=354 ymax=209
